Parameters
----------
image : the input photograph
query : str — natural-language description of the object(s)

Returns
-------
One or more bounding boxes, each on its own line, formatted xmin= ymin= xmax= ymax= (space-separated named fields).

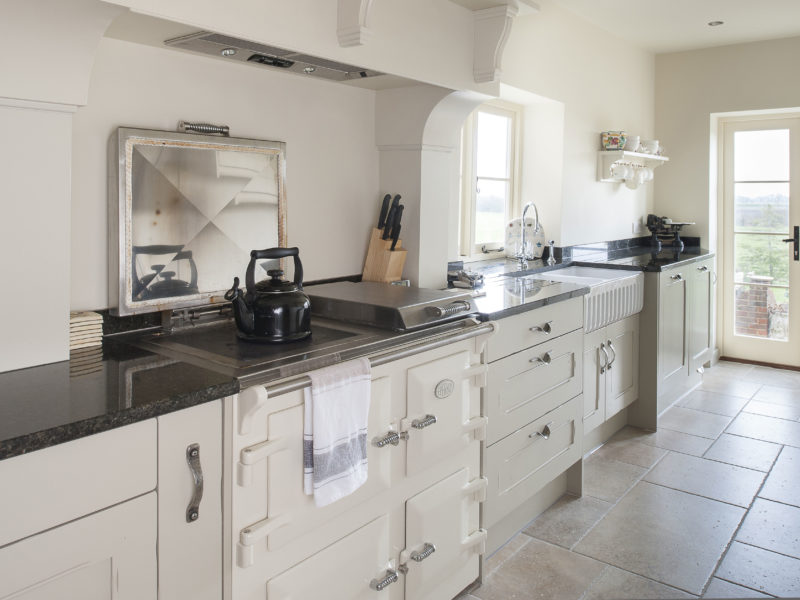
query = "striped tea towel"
xmin=303 ymin=357 xmax=371 ymax=507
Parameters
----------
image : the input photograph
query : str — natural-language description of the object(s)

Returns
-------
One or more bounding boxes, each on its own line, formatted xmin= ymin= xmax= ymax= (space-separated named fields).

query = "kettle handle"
xmin=245 ymin=247 xmax=304 ymax=294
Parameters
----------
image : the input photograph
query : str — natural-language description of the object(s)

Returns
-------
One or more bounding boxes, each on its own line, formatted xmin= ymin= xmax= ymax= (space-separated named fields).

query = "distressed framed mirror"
xmin=109 ymin=127 xmax=287 ymax=315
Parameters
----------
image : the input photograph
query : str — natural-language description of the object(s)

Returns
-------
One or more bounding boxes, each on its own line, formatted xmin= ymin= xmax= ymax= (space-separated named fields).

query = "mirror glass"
xmin=110 ymin=128 xmax=286 ymax=315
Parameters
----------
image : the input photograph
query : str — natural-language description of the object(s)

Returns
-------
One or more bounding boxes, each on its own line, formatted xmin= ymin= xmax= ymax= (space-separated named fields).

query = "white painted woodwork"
xmin=658 ymin=268 xmax=688 ymax=390
xmin=229 ymin=337 xmax=487 ymax=599
xmin=485 ymin=296 xmax=583 ymax=362
xmin=484 ymin=396 xmax=582 ymax=527
xmin=266 ymin=510 xmax=405 ymax=600
xmin=337 ymin=0 xmax=375 ymax=47
xmin=405 ymin=350 xmax=484 ymax=476
xmin=688 ymin=259 xmax=714 ymax=374
xmin=157 ymin=401 xmax=223 ymax=600
xmin=472 ymin=5 xmax=518 ymax=83
xmin=605 ymin=315 xmax=640 ymax=418
xmin=485 ymin=328 xmax=583 ymax=445
xmin=582 ymin=327 xmax=607 ymax=433
xmin=403 ymin=468 xmax=483 ymax=600
xmin=583 ymin=314 xmax=640 ymax=434
xmin=0 ymin=419 xmax=156 ymax=547
xmin=0 ymin=493 xmax=157 ymax=600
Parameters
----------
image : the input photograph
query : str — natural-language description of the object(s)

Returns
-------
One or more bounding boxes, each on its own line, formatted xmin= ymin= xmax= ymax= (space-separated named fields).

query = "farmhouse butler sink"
xmin=527 ymin=266 xmax=644 ymax=332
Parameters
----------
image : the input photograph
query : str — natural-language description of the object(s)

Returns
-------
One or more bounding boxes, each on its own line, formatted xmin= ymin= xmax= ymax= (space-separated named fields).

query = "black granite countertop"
xmin=572 ymin=246 xmax=714 ymax=271
xmin=0 ymin=340 xmax=238 ymax=460
xmin=472 ymin=278 xmax=589 ymax=321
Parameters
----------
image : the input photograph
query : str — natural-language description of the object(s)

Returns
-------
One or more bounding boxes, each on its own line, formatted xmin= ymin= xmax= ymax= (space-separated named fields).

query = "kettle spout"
xmin=224 ymin=277 xmax=254 ymax=335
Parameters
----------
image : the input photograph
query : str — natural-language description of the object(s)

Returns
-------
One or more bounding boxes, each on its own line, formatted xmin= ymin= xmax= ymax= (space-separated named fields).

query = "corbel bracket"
xmin=338 ymin=0 xmax=375 ymax=47
xmin=472 ymin=4 xmax=518 ymax=83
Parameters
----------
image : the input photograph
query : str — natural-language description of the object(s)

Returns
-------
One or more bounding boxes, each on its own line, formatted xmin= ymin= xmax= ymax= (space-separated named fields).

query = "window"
xmin=459 ymin=102 xmax=521 ymax=259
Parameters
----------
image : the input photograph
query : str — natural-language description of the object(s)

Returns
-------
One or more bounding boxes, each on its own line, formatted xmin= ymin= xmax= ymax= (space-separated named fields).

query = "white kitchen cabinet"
xmin=688 ymin=260 xmax=714 ymax=374
xmin=157 ymin=400 xmax=223 ymax=600
xmin=633 ymin=257 xmax=715 ymax=427
xmin=583 ymin=314 xmax=639 ymax=434
xmin=0 ymin=493 xmax=157 ymax=600
xmin=228 ymin=332 xmax=491 ymax=600
xmin=0 ymin=419 xmax=156 ymax=548
xmin=482 ymin=300 xmax=584 ymax=554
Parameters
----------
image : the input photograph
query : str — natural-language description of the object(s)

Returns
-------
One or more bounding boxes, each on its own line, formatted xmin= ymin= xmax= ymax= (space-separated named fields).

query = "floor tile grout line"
xmin=711 ymin=575 xmax=779 ymax=598
xmin=639 ymin=478 xmax=762 ymax=511
xmin=733 ymin=538 xmax=800 ymax=562
xmin=699 ymin=440 xmax=787 ymax=598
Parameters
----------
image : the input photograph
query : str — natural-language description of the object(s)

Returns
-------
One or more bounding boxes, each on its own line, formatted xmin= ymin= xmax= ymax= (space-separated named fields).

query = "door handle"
xmin=599 ymin=342 xmax=609 ymax=374
xmin=783 ymin=225 xmax=799 ymax=261
xmin=606 ymin=341 xmax=617 ymax=369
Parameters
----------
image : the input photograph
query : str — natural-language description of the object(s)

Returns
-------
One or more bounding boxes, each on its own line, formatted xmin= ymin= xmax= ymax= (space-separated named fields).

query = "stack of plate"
xmin=69 ymin=311 xmax=103 ymax=351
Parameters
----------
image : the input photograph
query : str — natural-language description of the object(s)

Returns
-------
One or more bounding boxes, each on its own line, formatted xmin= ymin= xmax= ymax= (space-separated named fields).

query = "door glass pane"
xmin=734 ymin=284 xmax=789 ymax=340
xmin=475 ymin=178 xmax=508 ymax=244
xmin=734 ymin=233 xmax=790 ymax=287
xmin=734 ymin=182 xmax=790 ymax=233
xmin=734 ymin=129 xmax=789 ymax=181
xmin=476 ymin=112 xmax=510 ymax=179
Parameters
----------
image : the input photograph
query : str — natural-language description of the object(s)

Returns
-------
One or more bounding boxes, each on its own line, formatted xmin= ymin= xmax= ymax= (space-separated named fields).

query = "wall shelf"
xmin=597 ymin=150 xmax=669 ymax=183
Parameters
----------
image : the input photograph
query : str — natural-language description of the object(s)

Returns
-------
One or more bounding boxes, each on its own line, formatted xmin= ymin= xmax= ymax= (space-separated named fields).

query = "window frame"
xmin=459 ymin=101 xmax=522 ymax=261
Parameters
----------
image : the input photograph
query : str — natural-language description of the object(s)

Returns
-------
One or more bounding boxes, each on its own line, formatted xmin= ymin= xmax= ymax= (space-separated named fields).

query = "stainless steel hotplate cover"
xmin=307 ymin=281 xmax=476 ymax=331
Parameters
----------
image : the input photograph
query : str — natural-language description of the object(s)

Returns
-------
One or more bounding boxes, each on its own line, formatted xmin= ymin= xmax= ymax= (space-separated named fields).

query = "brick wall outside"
xmin=735 ymin=275 xmax=771 ymax=337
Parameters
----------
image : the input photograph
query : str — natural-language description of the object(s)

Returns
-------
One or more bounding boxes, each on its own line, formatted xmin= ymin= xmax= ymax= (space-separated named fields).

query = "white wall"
xmin=502 ymin=0 xmax=655 ymax=246
xmin=72 ymin=37 xmax=379 ymax=310
xmin=655 ymin=36 xmax=800 ymax=248
xmin=0 ymin=102 xmax=73 ymax=372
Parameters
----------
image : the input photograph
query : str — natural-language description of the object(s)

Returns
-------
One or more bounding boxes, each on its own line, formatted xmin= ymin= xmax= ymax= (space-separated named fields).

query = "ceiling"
xmin=547 ymin=0 xmax=800 ymax=54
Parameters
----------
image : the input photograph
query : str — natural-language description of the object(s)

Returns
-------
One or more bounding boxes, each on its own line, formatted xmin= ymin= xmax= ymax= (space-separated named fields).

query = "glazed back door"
xmin=722 ymin=117 xmax=800 ymax=366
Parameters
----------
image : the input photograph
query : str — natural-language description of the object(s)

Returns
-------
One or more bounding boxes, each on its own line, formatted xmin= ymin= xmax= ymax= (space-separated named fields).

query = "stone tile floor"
xmin=460 ymin=360 xmax=800 ymax=599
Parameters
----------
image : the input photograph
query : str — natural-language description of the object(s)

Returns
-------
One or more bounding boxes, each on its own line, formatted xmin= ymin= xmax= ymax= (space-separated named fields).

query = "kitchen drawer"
xmin=265 ymin=509 xmax=405 ymax=600
xmin=0 ymin=419 xmax=157 ymax=547
xmin=483 ymin=397 xmax=582 ymax=528
xmin=485 ymin=296 xmax=583 ymax=362
xmin=486 ymin=328 xmax=583 ymax=445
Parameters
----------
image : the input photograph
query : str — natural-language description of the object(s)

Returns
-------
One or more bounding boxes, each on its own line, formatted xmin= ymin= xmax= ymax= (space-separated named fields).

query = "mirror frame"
xmin=108 ymin=127 xmax=287 ymax=316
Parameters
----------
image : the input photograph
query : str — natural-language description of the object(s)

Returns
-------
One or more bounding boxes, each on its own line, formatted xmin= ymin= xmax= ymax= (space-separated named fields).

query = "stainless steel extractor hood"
xmin=165 ymin=31 xmax=384 ymax=82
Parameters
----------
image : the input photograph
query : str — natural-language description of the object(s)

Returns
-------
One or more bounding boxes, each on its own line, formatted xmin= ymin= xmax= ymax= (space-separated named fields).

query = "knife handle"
xmin=377 ymin=194 xmax=391 ymax=229
xmin=383 ymin=205 xmax=396 ymax=239
xmin=390 ymin=225 xmax=401 ymax=250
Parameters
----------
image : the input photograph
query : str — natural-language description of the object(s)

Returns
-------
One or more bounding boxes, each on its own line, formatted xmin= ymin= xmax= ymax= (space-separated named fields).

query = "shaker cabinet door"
xmin=0 ymin=493 xmax=156 ymax=600
xmin=582 ymin=328 xmax=607 ymax=434
xmin=265 ymin=510 xmax=405 ymax=600
xmin=158 ymin=400 xmax=222 ymax=600
xmin=688 ymin=260 xmax=714 ymax=373
xmin=404 ymin=468 xmax=483 ymax=600
xmin=405 ymin=351 xmax=483 ymax=476
xmin=658 ymin=270 xmax=688 ymax=385
xmin=605 ymin=315 xmax=639 ymax=418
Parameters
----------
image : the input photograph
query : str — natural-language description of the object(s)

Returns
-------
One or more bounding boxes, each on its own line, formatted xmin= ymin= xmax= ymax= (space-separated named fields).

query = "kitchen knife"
xmin=390 ymin=224 xmax=401 ymax=250
xmin=383 ymin=205 xmax=396 ymax=239
xmin=377 ymin=194 xmax=391 ymax=229
xmin=389 ymin=205 xmax=404 ymax=249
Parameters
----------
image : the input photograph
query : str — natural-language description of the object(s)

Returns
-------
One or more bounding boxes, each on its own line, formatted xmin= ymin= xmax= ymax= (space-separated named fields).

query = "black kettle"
xmin=224 ymin=247 xmax=312 ymax=343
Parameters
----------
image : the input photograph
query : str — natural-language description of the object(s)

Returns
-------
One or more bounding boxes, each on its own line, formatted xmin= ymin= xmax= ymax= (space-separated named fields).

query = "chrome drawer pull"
xmin=370 ymin=569 xmax=399 ymax=591
xmin=599 ymin=342 xmax=609 ymax=374
xmin=530 ymin=321 xmax=552 ymax=334
xmin=671 ymin=273 xmax=683 ymax=281
xmin=411 ymin=543 xmax=436 ymax=562
xmin=697 ymin=265 xmax=709 ymax=272
xmin=529 ymin=422 xmax=553 ymax=440
xmin=373 ymin=430 xmax=408 ymax=447
xmin=607 ymin=341 xmax=617 ymax=369
xmin=530 ymin=352 xmax=552 ymax=366
xmin=186 ymin=443 xmax=203 ymax=523
xmin=411 ymin=414 xmax=437 ymax=430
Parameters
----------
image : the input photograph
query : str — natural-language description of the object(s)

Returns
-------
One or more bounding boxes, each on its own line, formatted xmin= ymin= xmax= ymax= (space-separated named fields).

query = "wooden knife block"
xmin=362 ymin=228 xmax=407 ymax=283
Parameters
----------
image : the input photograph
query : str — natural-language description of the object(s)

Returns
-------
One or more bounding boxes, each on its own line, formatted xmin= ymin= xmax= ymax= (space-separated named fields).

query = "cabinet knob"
xmin=671 ymin=273 xmax=683 ymax=281
xmin=411 ymin=414 xmax=438 ymax=430
xmin=530 ymin=321 xmax=552 ymax=334
xmin=529 ymin=421 xmax=554 ymax=440
xmin=373 ymin=430 xmax=408 ymax=447
xmin=370 ymin=569 xmax=399 ymax=591
xmin=530 ymin=352 xmax=552 ymax=366
xmin=697 ymin=265 xmax=709 ymax=272
xmin=410 ymin=543 xmax=436 ymax=562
